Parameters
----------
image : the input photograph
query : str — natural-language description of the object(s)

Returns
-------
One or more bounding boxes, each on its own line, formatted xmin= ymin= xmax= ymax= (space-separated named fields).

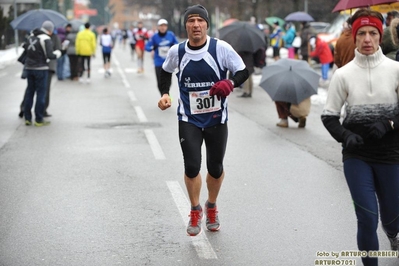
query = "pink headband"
xmin=352 ymin=16 xmax=383 ymax=43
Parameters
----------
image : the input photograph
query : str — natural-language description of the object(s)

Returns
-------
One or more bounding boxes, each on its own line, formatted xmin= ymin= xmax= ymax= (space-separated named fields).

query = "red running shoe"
xmin=187 ymin=208 xmax=203 ymax=236
xmin=205 ymin=203 xmax=220 ymax=231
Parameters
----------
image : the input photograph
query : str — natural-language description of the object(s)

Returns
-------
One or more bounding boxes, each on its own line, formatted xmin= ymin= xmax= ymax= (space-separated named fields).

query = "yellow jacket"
xmin=76 ymin=29 xmax=96 ymax=56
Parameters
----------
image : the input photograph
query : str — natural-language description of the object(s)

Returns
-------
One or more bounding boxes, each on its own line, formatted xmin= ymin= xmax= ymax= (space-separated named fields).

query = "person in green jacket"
xmin=76 ymin=22 xmax=96 ymax=83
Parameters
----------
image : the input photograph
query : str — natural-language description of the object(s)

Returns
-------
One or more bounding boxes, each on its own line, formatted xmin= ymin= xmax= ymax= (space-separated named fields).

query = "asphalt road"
xmin=0 ymin=43 xmax=397 ymax=266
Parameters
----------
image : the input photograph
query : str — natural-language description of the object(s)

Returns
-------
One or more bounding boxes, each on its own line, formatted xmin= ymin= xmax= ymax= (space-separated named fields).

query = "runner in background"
xmin=145 ymin=19 xmax=179 ymax=95
xmin=100 ymin=27 xmax=113 ymax=78
xmin=133 ymin=21 xmax=148 ymax=73
xmin=127 ymin=25 xmax=136 ymax=61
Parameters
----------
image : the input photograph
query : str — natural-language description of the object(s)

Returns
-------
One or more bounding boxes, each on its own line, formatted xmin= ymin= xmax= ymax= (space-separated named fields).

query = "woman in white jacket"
xmin=322 ymin=9 xmax=399 ymax=266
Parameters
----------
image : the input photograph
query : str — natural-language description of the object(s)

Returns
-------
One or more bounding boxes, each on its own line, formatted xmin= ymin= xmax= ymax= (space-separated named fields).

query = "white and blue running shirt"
xmin=162 ymin=36 xmax=245 ymax=128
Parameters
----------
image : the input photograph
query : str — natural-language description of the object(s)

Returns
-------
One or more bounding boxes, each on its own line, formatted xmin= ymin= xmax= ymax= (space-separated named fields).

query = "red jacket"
xmin=310 ymin=38 xmax=333 ymax=64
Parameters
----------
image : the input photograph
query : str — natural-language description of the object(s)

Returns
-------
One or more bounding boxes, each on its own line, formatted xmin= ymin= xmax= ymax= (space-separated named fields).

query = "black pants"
xmin=79 ymin=56 xmax=91 ymax=78
xmin=179 ymin=121 xmax=228 ymax=179
xmin=68 ymin=54 xmax=80 ymax=80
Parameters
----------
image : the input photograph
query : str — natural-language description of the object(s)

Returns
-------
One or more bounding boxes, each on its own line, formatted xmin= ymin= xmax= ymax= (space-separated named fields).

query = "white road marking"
xmin=134 ymin=106 xmax=147 ymax=122
xmin=144 ymin=129 xmax=165 ymax=160
xmin=127 ymin=90 xmax=136 ymax=102
xmin=124 ymin=68 xmax=136 ymax=73
xmin=166 ymin=181 xmax=218 ymax=259
xmin=98 ymin=68 xmax=113 ymax=74
xmin=115 ymin=54 xmax=164 ymax=163
xmin=112 ymin=56 xmax=130 ymax=88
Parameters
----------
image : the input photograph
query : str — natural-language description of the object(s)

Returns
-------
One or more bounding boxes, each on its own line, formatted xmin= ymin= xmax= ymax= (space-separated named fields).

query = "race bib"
xmin=159 ymin=46 xmax=170 ymax=58
xmin=189 ymin=90 xmax=221 ymax=114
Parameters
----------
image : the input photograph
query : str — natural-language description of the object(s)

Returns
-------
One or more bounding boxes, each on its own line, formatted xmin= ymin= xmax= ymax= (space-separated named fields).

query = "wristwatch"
xmin=389 ymin=120 xmax=394 ymax=130
xmin=229 ymin=80 xmax=235 ymax=87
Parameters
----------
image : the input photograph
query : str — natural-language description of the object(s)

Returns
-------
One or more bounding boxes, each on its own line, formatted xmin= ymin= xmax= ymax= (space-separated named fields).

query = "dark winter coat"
xmin=24 ymin=28 xmax=61 ymax=70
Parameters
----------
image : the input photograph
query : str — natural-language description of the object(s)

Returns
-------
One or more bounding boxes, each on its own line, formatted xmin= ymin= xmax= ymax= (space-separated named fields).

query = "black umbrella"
xmin=259 ymin=58 xmax=320 ymax=104
xmin=10 ymin=9 xmax=68 ymax=31
xmin=218 ymin=21 xmax=266 ymax=53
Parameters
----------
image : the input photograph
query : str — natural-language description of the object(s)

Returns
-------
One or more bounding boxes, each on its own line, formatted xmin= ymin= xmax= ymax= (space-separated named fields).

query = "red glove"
xmin=209 ymin=80 xmax=234 ymax=100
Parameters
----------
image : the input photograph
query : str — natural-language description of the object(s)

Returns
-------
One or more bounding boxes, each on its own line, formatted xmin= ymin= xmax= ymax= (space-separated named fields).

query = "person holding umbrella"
xmin=282 ymin=22 xmax=296 ymax=59
xmin=158 ymin=4 xmax=248 ymax=236
xmin=23 ymin=20 xmax=62 ymax=126
xmin=274 ymin=101 xmax=309 ymax=128
xmin=322 ymin=9 xmax=399 ymax=266
xmin=237 ymin=51 xmax=255 ymax=98
xmin=299 ymin=22 xmax=317 ymax=62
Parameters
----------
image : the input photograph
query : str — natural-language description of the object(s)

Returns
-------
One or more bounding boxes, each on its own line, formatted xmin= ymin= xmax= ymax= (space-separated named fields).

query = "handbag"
xmin=17 ymin=49 xmax=27 ymax=65
xmin=292 ymin=36 xmax=302 ymax=48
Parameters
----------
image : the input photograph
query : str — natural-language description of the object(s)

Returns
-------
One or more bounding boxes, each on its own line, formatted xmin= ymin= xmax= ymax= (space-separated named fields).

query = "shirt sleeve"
xmin=162 ymin=44 xmax=179 ymax=73
xmin=216 ymin=40 xmax=246 ymax=75
xmin=145 ymin=37 xmax=153 ymax=52
xmin=322 ymin=70 xmax=347 ymax=117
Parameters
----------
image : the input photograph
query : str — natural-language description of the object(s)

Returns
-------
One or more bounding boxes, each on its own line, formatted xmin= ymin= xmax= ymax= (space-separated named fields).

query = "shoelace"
xmin=206 ymin=207 xmax=218 ymax=223
xmin=189 ymin=210 xmax=202 ymax=226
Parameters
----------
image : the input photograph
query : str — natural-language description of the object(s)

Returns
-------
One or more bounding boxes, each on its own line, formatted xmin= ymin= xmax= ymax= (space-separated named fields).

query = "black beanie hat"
xmin=183 ymin=4 xmax=209 ymax=28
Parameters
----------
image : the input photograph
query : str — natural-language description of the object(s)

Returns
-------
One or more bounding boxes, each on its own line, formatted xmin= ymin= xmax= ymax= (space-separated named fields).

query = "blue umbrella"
xmin=10 ymin=9 xmax=68 ymax=31
xmin=284 ymin=11 xmax=314 ymax=22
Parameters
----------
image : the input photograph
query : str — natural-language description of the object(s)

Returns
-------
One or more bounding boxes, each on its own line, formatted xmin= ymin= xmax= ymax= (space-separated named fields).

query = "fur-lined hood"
xmin=390 ymin=18 xmax=399 ymax=45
